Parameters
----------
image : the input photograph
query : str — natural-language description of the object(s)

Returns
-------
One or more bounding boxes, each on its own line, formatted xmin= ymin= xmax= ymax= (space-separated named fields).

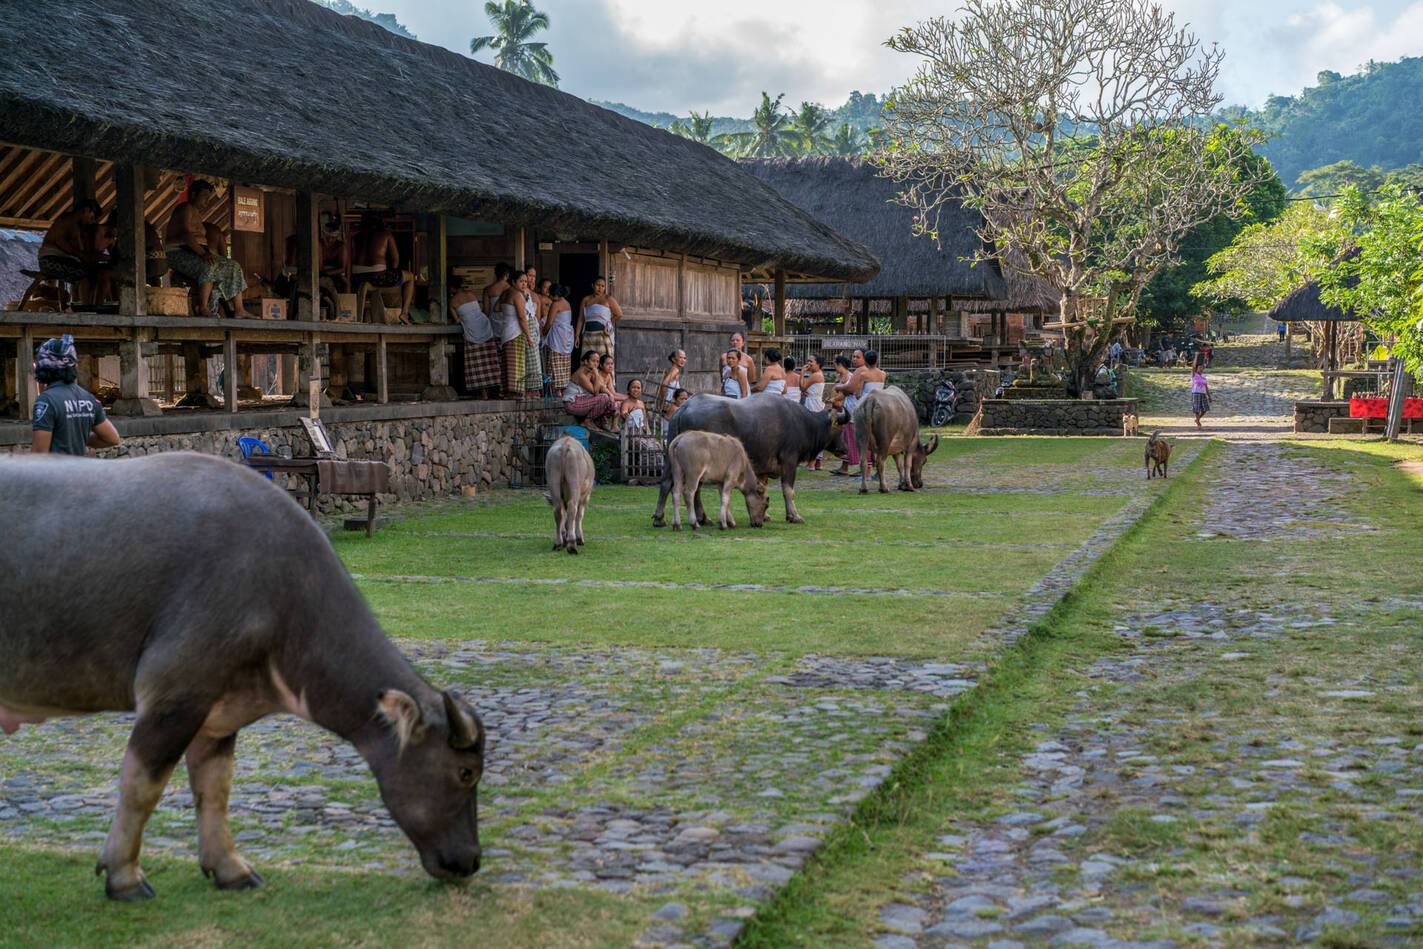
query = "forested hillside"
xmin=1235 ymin=57 xmax=1423 ymax=189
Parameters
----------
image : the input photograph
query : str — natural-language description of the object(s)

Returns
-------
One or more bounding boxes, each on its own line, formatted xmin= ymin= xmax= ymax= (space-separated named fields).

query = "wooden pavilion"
xmin=0 ymin=0 xmax=878 ymax=419
xmin=740 ymin=158 xmax=1056 ymax=362
xmin=1269 ymin=262 xmax=1363 ymax=398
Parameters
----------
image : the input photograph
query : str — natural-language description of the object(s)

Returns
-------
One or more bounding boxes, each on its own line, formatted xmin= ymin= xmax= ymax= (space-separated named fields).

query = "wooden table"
xmin=243 ymin=455 xmax=387 ymax=536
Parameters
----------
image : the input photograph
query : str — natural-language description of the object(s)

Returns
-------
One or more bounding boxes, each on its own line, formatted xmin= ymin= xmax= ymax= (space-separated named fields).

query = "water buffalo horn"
xmin=442 ymin=689 xmax=477 ymax=749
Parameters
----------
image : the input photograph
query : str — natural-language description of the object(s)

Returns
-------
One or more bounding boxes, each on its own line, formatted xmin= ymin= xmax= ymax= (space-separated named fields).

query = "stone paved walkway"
xmin=869 ymin=443 xmax=1423 ymax=948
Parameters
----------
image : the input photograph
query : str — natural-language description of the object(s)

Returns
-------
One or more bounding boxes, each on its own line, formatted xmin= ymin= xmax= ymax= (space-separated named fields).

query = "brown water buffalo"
xmin=0 ymin=453 xmax=486 ymax=901
xmin=853 ymin=386 xmax=940 ymax=494
xmin=544 ymin=435 xmax=594 ymax=553
xmin=667 ymin=430 xmax=769 ymax=530
xmin=653 ymin=393 xmax=847 ymax=526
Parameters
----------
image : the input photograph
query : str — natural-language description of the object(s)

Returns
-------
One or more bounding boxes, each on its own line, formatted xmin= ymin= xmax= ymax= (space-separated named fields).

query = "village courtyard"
xmin=3 ymin=336 xmax=1421 ymax=947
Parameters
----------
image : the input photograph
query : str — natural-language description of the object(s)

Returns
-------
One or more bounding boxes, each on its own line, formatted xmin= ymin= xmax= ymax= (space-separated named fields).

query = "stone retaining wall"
xmin=0 ymin=401 xmax=544 ymax=511
xmin=971 ymin=398 xmax=1138 ymax=436
xmin=1294 ymin=400 xmax=1351 ymax=434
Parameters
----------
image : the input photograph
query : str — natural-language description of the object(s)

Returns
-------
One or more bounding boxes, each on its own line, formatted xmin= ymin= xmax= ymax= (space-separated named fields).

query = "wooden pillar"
xmin=178 ymin=342 xmax=216 ymax=408
xmin=222 ymin=331 xmax=238 ymax=413
xmin=432 ymin=213 xmax=448 ymax=323
xmin=421 ymin=334 xmax=457 ymax=401
xmin=71 ymin=156 xmax=96 ymax=203
xmin=773 ymin=269 xmax=787 ymax=337
xmin=163 ymin=353 xmax=176 ymax=402
xmin=115 ymin=163 xmax=147 ymax=317
xmin=292 ymin=333 xmax=331 ymax=410
xmin=113 ymin=329 xmax=160 ymax=416
xmin=598 ymin=239 xmax=610 ymax=283
xmin=859 ymin=298 xmax=870 ymax=335
xmin=514 ymin=227 xmax=527 ymax=272
xmin=930 ymin=296 xmax=943 ymax=336
xmin=295 ymin=191 xmax=320 ymax=321
xmin=16 ymin=327 xmax=37 ymax=422
xmin=376 ymin=335 xmax=389 ymax=405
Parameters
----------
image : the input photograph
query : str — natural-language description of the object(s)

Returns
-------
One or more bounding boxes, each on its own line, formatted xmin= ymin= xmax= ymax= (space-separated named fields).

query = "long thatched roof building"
xmin=0 ymin=0 xmax=877 ymax=282
xmin=741 ymin=158 xmax=1001 ymax=299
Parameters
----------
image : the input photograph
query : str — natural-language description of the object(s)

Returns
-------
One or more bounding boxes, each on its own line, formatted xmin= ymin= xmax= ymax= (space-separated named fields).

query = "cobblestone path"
xmin=869 ymin=443 xmax=1423 ymax=947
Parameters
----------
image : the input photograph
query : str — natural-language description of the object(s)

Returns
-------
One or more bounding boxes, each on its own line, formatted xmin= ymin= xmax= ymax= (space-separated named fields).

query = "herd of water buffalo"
xmin=0 ymin=386 xmax=938 ymax=900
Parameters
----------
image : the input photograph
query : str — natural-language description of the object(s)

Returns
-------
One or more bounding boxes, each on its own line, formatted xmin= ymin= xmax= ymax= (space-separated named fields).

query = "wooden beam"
xmin=295 ymin=191 xmax=321 ymax=321
xmin=112 ymin=329 xmax=160 ymax=416
xmin=11 ymin=152 xmax=68 ymax=220
xmin=16 ymin=326 xmax=36 ymax=422
xmin=860 ymin=298 xmax=870 ymax=335
xmin=433 ymin=213 xmax=448 ymax=323
xmin=677 ymin=253 xmax=686 ymax=320
xmin=71 ymin=156 xmax=96 ymax=202
xmin=376 ymin=334 xmax=389 ymax=405
xmin=223 ymin=331 xmax=238 ymax=413
xmin=773 ymin=269 xmax=786 ymax=336
xmin=514 ymin=226 xmax=526 ymax=272
xmin=114 ymin=163 xmax=147 ymax=317
xmin=598 ymin=239 xmax=610 ymax=284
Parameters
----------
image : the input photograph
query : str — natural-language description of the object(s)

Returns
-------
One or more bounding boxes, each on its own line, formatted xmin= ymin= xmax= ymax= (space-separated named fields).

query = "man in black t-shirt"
xmin=30 ymin=334 xmax=121 ymax=457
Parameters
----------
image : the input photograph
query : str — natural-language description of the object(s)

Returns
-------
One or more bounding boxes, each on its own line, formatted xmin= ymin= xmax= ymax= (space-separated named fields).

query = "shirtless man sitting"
xmin=164 ymin=179 xmax=247 ymax=318
xmin=351 ymin=212 xmax=414 ymax=324
xmin=37 ymin=199 xmax=107 ymax=306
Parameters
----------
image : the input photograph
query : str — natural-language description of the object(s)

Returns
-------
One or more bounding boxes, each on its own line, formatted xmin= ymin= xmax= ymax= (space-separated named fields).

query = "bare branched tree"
xmin=879 ymin=0 xmax=1266 ymax=395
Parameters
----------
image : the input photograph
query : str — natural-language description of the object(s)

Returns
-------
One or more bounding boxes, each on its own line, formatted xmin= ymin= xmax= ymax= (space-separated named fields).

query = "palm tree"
xmin=829 ymin=121 xmax=866 ymax=156
xmin=470 ymin=0 xmax=559 ymax=87
xmin=789 ymin=102 xmax=834 ymax=154
xmin=714 ymin=93 xmax=806 ymax=158
xmin=681 ymin=111 xmax=716 ymax=145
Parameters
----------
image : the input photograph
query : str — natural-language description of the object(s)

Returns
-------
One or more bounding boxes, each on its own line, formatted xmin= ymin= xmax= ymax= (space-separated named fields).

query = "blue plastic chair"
xmin=237 ymin=436 xmax=273 ymax=480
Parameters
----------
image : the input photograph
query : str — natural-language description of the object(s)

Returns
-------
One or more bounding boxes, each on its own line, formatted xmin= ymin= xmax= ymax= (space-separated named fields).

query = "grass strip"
xmin=738 ymin=441 xmax=1218 ymax=946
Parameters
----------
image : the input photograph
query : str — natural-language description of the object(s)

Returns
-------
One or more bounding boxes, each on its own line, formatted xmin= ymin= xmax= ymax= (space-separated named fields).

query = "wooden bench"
xmin=242 ymin=418 xmax=390 ymax=535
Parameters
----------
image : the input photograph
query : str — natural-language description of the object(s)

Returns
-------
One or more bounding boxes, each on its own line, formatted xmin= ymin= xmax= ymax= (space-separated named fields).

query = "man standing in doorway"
xmin=30 ymin=335 xmax=121 ymax=456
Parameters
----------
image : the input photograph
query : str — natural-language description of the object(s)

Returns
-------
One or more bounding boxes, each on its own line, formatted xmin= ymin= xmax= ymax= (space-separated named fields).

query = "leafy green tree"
xmin=470 ymin=0 xmax=558 ymax=87
xmin=714 ymin=93 xmax=806 ymax=158
xmin=1140 ymin=151 xmax=1288 ymax=326
xmin=1193 ymin=202 xmax=1338 ymax=311
xmin=1296 ymin=160 xmax=1386 ymax=197
xmin=669 ymin=111 xmax=716 ymax=145
xmin=1319 ymin=186 xmax=1423 ymax=372
xmin=829 ymin=121 xmax=866 ymax=156
xmin=788 ymin=102 xmax=834 ymax=154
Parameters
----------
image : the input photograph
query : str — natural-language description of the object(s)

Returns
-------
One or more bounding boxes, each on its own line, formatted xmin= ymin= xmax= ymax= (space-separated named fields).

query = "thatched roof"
xmin=0 ymin=0 xmax=878 ymax=282
xmin=956 ymin=248 xmax=1060 ymax=314
xmin=741 ymin=158 xmax=1003 ymax=299
xmin=1269 ymin=253 xmax=1362 ymax=322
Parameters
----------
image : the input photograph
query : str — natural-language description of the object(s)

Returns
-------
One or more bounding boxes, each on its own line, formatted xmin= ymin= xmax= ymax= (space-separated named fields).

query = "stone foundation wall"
xmin=0 ymin=402 xmax=544 ymax=511
xmin=1294 ymin=400 xmax=1351 ymax=433
xmin=972 ymin=398 xmax=1139 ymax=436
xmin=887 ymin=369 xmax=1000 ymax=422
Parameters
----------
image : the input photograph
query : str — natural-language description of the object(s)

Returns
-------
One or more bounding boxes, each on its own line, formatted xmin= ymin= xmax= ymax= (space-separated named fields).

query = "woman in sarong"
xmin=451 ymin=277 xmax=500 ymax=398
xmin=578 ymin=276 xmax=623 ymax=361
xmin=497 ymin=272 xmax=529 ymax=398
xmin=523 ymin=273 xmax=543 ymax=398
xmin=543 ymin=285 xmax=576 ymax=392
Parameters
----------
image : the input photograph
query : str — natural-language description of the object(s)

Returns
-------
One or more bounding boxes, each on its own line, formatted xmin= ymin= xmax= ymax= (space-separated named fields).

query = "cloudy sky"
xmin=377 ymin=0 xmax=1423 ymax=114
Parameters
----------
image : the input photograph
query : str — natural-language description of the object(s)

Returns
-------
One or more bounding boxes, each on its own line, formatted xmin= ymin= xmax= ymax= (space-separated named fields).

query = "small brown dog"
xmin=1144 ymin=431 xmax=1171 ymax=479
xmin=1122 ymin=413 xmax=1140 ymax=437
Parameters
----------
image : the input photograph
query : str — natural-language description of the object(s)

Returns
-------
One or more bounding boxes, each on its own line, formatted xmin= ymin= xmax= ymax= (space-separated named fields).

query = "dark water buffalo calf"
xmin=0 ymin=453 xmax=486 ymax=901
xmin=653 ymin=393 xmax=846 ymax=526
xmin=853 ymin=386 xmax=940 ymax=494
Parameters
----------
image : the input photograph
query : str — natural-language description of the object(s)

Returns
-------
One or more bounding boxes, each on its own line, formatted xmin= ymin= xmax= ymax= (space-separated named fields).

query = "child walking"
xmin=1190 ymin=357 xmax=1212 ymax=429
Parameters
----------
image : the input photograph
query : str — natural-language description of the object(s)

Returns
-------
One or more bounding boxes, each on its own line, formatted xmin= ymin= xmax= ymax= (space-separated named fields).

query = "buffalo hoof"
xmin=576 ymin=537 xmax=585 ymax=546
xmin=566 ymin=545 xmax=578 ymax=555
xmin=786 ymin=515 xmax=804 ymax=524
xmin=651 ymin=516 xmax=665 ymax=528
xmin=858 ymin=487 xmax=868 ymax=495
xmin=879 ymin=485 xmax=890 ymax=494
xmin=105 ymin=876 xmax=156 ymax=902
xmin=215 ymin=870 xmax=265 ymax=892
xmin=552 ymin=542 xmax=563 ymax=552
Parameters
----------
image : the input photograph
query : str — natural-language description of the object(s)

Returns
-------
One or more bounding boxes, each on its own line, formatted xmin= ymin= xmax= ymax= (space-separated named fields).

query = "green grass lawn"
xmin=333 ymin=438 xmax=1155 ymax=657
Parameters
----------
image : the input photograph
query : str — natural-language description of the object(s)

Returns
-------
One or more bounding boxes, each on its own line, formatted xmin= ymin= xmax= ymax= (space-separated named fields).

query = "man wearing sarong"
xmin=164 ymin=180 xmax=247 ymax=317
xmin=577 ymin=276 xmax=623 ymax=362
xmin=38 ymin=199 xmax=107 ymax=306
xmin=351 ymin=212 xmax=414 ymax=324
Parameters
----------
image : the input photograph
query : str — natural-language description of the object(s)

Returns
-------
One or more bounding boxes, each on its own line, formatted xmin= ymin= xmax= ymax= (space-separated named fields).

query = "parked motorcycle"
xmin=930 ymin=381 xmax=959 ymax=427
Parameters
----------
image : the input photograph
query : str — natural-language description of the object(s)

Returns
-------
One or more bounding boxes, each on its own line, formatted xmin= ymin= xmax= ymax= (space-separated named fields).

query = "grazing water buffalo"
xmin=854 ymin=386 xmax=940 ymax=494
xmin=653 ymin=393 xmax=846 ymax=526
xmin=667 ymin=430 xmax=768 ymax=530
xmin=0 ymin=453 xmax=486 ymax=901
xmin=544 ymin=435 xmax=594 ymax=553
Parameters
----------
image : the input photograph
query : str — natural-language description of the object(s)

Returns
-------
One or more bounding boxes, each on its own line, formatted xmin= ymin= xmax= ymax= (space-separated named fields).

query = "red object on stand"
xmin=1350 ymin=397 xmax=1423 ymax=419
